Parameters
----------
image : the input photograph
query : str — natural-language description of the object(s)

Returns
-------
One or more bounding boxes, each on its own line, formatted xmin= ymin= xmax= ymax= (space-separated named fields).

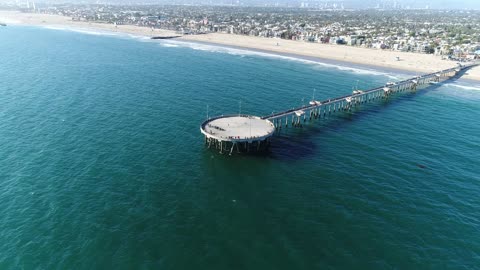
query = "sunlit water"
xmin=1 ymin=25 xmax=479 ymax=269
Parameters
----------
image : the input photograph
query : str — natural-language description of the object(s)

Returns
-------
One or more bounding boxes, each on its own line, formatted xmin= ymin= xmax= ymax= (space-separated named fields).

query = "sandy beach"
xmin=2 ymin=10 xmax=479 ymax=81
xmin=0 ymin=11 xmax=178 ymax=38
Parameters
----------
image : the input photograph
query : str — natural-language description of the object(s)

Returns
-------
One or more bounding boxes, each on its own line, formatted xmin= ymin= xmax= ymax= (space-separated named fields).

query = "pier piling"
xmin=200 ymin=63 xmax=478 ymax=154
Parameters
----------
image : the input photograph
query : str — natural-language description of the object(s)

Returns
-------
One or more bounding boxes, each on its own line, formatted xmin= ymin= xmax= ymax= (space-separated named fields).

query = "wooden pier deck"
xmin=262 ymin=64 xmax=476 ymax=126
xmin=201 ymin=62 xmax=477 ymax=154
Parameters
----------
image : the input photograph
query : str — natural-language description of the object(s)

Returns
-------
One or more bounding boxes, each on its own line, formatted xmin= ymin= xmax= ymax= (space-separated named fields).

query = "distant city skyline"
xmin=0 ymin=0 xmax=479 ymax=9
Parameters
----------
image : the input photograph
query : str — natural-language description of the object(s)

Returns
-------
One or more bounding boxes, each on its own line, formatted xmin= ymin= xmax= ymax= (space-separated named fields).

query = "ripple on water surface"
xmin=0 ymin=26 xmax=479 ymax=269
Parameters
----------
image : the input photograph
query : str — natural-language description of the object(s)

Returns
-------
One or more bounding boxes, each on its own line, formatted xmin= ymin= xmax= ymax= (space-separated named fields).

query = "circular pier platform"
xmin=200 ymin=115 xmax=275 ymax=154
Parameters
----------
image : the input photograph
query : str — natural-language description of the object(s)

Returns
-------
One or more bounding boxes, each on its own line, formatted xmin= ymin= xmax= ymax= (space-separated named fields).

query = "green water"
xmin=0 ymin=25 xmax=479 ymax=269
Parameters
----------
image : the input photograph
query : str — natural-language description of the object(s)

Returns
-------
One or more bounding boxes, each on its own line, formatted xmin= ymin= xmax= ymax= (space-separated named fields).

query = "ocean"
xmin=1 ymin=25 xmax=479 ymax=269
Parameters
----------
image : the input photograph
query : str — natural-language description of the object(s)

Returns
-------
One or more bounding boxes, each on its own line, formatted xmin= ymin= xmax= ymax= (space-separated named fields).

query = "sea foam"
xmin=42 ymin=25 xmax=122 ymax=37
xmin=38 ymin=25 xmax=408 ymax=81
xmin=160 ymin=40 xmax=407 ymax=80
xmin=445 ymin=83 xmax=480 ymax=91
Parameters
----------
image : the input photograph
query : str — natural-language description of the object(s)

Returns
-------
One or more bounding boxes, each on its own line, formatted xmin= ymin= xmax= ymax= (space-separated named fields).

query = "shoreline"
xmin=172 ymin=39 xmax=418 ymax=78
xmin=1 ymin=10 xmax=479 ymax=81
xmin=179 ymin=33 xmax=480 ymax=82
xmin=163 ymin=37 xmax=480 ymax=84
xmin=174 ymin=38 xmax=480 ymax=84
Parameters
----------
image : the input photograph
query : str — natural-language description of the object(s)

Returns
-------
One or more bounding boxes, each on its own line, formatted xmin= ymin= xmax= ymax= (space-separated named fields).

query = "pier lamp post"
xmin=249 ymin=117 xmax=252 ymax=137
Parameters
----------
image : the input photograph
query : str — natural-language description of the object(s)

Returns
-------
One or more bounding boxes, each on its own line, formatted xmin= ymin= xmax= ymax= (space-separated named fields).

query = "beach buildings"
xmin=15 ymin=3 xmax=480 ymax=60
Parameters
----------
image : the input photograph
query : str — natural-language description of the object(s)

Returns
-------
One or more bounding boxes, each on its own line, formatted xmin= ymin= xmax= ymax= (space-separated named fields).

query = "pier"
xmin=200 ymin=63 xmax=477 ymax=154
xmin=200 ymin=115 xmax=275 ymax=155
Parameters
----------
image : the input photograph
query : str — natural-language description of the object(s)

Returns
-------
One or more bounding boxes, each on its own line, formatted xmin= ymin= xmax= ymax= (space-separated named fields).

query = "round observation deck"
xmin=200 ymin=115 xmax=275 ymax=142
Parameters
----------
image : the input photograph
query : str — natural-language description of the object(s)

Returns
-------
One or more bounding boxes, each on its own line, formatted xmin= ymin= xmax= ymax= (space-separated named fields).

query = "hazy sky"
xmin=2 ymin=0 xmax=479 ymax=9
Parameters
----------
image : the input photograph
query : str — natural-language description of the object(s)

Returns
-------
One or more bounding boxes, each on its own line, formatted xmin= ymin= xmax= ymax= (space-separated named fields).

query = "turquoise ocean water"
xmin=1 ymin=25 xmax=479 ymax=269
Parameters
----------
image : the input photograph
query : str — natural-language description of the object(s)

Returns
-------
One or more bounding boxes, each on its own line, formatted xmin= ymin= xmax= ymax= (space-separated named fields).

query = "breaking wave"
xmin=445 ymin=83 xmax=480 ymax=91
xmin=161 ymin=40 xmax=408 ymax=79
xmin=37 ymin=25 xmax=412 ymax=81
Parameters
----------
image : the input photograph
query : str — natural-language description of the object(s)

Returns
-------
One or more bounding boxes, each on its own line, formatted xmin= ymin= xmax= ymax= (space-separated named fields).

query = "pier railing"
xmin=262 ymin=63 xmax=477 ymax=123
xmin=200 ymin=62 xmax=478 ymax=154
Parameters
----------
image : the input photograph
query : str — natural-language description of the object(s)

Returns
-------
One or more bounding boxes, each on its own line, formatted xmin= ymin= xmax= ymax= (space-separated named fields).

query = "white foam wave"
xmin=72 ymin=29 xmax=120 ymax=36
xmin=41 ymin=25 xmax=160 ymax=44
xmin=385 ymin=74 xmax=407 ymax=80
xmin=164 ymin=40 xmax=404 ymax=78
xmin=43 ymin=26 xmax=68 ymax=31
xmin=127 ymin=34 xmax=152 ymax=41
xmin=42 ymin=25 xmax=121 ymax=37
xmin=37 ymin=25 xmax=412 ymax=80
xmin=160 ymin=43 xmax=180 ymax=48
xmin=445 ymin=83 xmax=480 ymax=91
